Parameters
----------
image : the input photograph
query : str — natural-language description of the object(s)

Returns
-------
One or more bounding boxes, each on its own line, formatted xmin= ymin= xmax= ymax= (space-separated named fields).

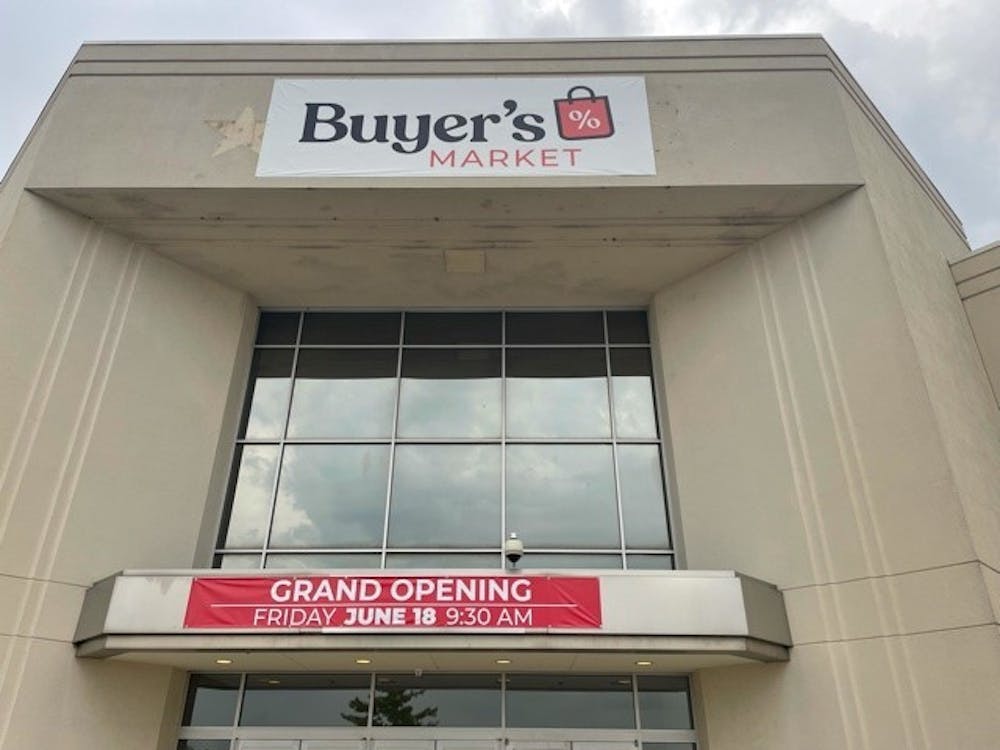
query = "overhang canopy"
xmin=75 ymin=569 xmax=791 ymax=672
xmin=33 ymin=184 xmax=855 ymax=307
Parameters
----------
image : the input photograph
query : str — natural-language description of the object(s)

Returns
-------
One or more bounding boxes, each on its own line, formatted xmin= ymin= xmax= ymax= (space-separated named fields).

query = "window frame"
xmin=212 ymin=310 xmax=680 ymax=571
xmin=177 ymin=672 xmax=700 ymax=747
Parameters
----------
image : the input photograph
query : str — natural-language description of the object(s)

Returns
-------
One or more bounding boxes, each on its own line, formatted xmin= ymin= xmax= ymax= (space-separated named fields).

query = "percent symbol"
xmin=568 ymin=108 xmax=602 ymax=131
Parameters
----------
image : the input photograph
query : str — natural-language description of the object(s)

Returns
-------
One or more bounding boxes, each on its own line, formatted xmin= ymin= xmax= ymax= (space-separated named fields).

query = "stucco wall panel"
xmin=0 ymin=200 xmax=137 ymax=579
xmin=904 ymin=625 xmax=1000 ymax=748
xmin=49 ymin=248 xmax=251 ymax=582
xmin=28 ymin=66 xmax=858 ymax=190
xmin=651 ymin=250 xmax=813 ymax=588
xmin=783 ymin=562 xmax=996 ymax=644
xmin=0 ymin=193 xmax=251 ymax=749
xmin=984 ymin=565 xmax=1000 ymax=622
xmin=695 ymin=647 xmax=855 ymax=749
xmin=654 ymin=181 xmax=995 ymax=747
xmin=654 ymin=189 xmax=975 ymax=590
xmin=17 ymin=580 xmax=88 ymax=643
xmin=839 ymin=89 xmax=1000 ymax=573
xmin=962 ymin=289 xmax=1000 ymax=407
xmin=979 ymin=565 xmax=1000 ymax=625
xmin=0 ymin=195 xmax=96 ymax=492
xmin=1 ymin=639 xmax=176 ymax=749
xmin=643 ymin=70 xmax=857 ymax=187
xmin=771 ymin=188 xmax=974 ymax=577
xmin=699 ymin=627 xmax=1000 ymax=749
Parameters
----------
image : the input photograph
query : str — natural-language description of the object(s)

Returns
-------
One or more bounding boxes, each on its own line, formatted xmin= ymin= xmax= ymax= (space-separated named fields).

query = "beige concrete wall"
xmin=0 ymin=193 xmax=252 ymax=749
xmin=27 ymin=40 xmax=861 ymax=191
xmin=838 ymin=90 xmax=1000 ymax=577
xmin=952 ymin=243 xmax=1000 ymax=409
xmin=653 ymin=185 xmax=1000 ymax=747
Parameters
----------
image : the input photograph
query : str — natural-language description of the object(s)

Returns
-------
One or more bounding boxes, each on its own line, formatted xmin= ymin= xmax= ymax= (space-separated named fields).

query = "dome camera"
xmin=504 ymin=532 xmax=524 ymax=567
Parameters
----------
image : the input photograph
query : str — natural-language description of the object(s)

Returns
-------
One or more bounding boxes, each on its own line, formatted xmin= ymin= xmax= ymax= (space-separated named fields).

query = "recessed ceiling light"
xmin=266 ymin=679 xmax=281 ymax=685
xmin=355 ymin=658 xmax=372 ymax=665
xmin=635 ymin=660 xmax=653 ymax=666
xmin=495 ymin=658 xmax=511 ymax=665
xmin=215 ymin=658 xmax=233 ymax=665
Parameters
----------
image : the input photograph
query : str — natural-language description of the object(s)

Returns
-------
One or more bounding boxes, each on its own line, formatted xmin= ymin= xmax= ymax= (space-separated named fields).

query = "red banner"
xmin=184 ymin=575 xmax=601 ymax=630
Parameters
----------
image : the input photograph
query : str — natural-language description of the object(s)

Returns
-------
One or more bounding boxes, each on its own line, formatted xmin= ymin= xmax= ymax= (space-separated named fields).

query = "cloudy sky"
xmin=2 ymin=0 xmax=997 ymax=249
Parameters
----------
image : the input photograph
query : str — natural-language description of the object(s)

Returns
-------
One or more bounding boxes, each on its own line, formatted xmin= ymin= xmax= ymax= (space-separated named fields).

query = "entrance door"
xmin=237 ymin=741 xmax=367 ymax=750
xmin=236 ymin=740 xmax=635 ymax=750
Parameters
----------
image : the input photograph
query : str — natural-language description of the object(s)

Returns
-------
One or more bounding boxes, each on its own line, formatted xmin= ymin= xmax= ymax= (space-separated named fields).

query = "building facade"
xmin=1 ymin=37 xmax=999 ymax=749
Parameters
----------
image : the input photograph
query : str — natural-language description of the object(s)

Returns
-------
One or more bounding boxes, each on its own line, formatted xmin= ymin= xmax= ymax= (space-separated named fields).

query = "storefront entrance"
xmin=177 ymin=673 xmax=698 ymax=750
xmin=230 ymin=737 xmax=689 ymax=750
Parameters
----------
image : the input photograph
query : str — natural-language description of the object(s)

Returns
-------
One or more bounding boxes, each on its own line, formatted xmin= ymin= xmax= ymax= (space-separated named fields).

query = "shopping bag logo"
xmin=554 ymin=85 xmax=615 ymax=140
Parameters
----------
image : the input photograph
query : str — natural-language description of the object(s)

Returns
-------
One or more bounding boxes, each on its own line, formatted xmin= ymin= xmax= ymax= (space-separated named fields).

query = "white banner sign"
xmin=256 ymin=77 xmax=655 ymax=177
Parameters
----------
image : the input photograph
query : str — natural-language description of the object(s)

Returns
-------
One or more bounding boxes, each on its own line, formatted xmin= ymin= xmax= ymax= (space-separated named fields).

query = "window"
xmin=216 ymin=311 xmax=674 ymax=570
xmin=178 ymin=672 xmax=697 ymax=746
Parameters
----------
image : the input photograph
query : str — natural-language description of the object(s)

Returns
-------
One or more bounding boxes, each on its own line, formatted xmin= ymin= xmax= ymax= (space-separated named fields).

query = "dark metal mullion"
xmin=604 ymin=312 xmax=629 ymax=569
xmin=379 ymin=313 xmax=406 ymax=568
xmin=231 ymin=673 xmax=247 ymax=745
xmin=500 ymin=311 xmax=508 ymax=570
xmin=366 ymin=673 xmax=376 ymax=728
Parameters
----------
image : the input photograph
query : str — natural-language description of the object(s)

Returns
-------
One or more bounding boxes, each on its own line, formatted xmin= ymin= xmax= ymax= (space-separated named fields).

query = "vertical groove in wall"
xmin=793 ymin=221 xmax=932 ymax=748
xmin=38 ymin=244 xmax=143 ymax=578
xmin=750 ymin=246 xmax=862 ymax=749
xmin=0 ymin=239 xmax=142 ymax=748
xmin=788 ymin=221 xmax=907 ymax=745
xmin=0 ymin=221 xmax=97 ymax=541
xmin=762 ymin=235 xmax=884 ymax=749
xmin=0 ymin=221 xmax=100 ymax=744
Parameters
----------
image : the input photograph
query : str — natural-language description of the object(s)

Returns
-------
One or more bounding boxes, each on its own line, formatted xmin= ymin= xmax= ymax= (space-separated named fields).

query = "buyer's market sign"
xmin=256 ymin=77 xmax=655 ymax=177
xmin=184 ymin=574 xmax=602 ymax=631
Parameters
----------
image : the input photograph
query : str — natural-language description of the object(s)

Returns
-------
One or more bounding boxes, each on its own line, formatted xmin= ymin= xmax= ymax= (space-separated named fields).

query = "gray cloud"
xmin=2 ymin=0 xmax=996 ymax=246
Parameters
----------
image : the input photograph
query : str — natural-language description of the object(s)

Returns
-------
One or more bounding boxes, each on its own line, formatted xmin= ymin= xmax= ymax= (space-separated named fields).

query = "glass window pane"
xmin=265 ymin=553 xmax=381 ymax=569
xmin=397 ymin=349 xmax=501 ymax=438
xmin=270 ymin=445 xmax=390 ymax=548
xmin=618 ymin=445 xmax=671 ymax=548
xmin=178 ymin=742 xmax=232 ymax=750
xmin=183 ymin=674 xmax=240 ymax=726
xmin=384 ymin=553 xmax=500 ymax=569
xmin=222 ymin=445 xmax=279 ymax=549
xmin=287 ymin=349 xmax=397 ymax=438
xmin=626 ymin=554 xmax=675 ymax=570
xmin=506 ymin=312 xmax=604 ymax=344
xmin=638 ymin=676 xmax=693 ymax=729
xmin=606 ymin=311 xmax=649 ymax=343
xmin=240 ymin=674 xmax=371 ymax=727
xmin=388 ymin=445 xmax=500 ymax=547
xmin=610 ymin=349 xmax=658 ymax=438
xmin=373 ymin=674 xmax=500 ymax=727
xmin=404 ymin=313 xmax=501 ymax=344
xmin=216 ymin=553 xmax=262 ymax=570
xmin=301 ymin=312 xmax=401 ymax=345
xmin=256 ymin=312 xmax=300 ymax=345
xmin=240 ymin=349 xmax=293 ymax=439
xmin=506 ymin=349 xmax=610 ymax=438
xmin=506 ymin=445 xmax=619 ymax=548
xmin=519 ymin=554 xmax=622 ymax=570
xmin=506 ymin=674 xmax=634 ymax=728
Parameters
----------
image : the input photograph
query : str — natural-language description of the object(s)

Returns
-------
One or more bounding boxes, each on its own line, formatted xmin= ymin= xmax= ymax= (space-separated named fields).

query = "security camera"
xmin=504 ymin=532 xmax=524 ymax=567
